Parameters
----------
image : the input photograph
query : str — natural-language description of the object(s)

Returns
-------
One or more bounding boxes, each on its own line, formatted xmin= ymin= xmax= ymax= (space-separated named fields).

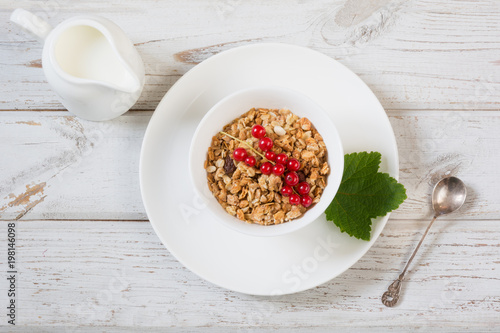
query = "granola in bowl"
xmin=205 ymin=107 xmax=329 ymax=225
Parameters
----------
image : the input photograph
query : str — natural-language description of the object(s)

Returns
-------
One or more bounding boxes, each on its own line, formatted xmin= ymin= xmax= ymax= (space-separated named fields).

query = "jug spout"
xmin=10 ymin=9 xmax=52 ymax=42
xmin=52 ymin=21 xmax=144 ymax=94
xmin=96 ymin=57 xmax=142 ymax=95
xmin=78 ymin=52 xmax=142 ymax=96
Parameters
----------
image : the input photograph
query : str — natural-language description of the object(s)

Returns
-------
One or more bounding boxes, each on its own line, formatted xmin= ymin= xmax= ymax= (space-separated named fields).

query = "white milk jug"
xmin=10 ymin=9 xmax=145 ymax=121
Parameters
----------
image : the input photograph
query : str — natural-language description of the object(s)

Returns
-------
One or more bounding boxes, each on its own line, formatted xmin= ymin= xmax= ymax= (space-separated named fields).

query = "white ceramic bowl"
xmin=189 ymin=86 xmax=344 ymax=237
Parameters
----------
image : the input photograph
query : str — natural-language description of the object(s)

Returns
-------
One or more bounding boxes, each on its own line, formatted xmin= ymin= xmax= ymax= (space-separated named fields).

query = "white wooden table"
xmin=1 ymin=0 xmax=500 ymax=331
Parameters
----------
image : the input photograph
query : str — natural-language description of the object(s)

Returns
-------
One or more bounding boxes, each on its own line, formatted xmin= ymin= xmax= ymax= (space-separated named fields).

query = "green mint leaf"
xmin=325 ymin=152 xmax=407 ymax=241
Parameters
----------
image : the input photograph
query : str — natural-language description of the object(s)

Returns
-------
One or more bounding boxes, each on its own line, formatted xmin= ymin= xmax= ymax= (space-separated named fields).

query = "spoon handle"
xmin=382 ymin=215 xmax=438 ymax=307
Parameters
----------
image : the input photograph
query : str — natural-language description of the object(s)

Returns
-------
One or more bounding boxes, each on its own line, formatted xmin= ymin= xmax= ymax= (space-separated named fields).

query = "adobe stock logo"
xmin=178 ymin=192 xmax=209 ymax=224
xmin=274 ymin=233 xmax=342 ymax=294
xmin=214 ymin=0 xmax=242 ymax=20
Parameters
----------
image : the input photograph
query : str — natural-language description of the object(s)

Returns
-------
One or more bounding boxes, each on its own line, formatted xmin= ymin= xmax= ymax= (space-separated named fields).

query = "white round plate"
xmin=140 ymin=43 xmax=398 ymax=296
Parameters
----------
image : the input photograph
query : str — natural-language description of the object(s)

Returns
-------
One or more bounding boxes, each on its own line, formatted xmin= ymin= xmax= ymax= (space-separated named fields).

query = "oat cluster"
xmin=205 ymin=108 xmax=329 ymax=225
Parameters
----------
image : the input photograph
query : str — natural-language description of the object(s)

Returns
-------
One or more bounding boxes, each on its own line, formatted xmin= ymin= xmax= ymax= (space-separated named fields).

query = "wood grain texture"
xmin=0 ymin=112 xmax=150 ymax=221
xmin=1 ymin=111 xmax=499 ymax=221
xmin=5 ymin=219 xmax=499 ymax=329
xmin=1 ymin=0 xmax=500 ymax=111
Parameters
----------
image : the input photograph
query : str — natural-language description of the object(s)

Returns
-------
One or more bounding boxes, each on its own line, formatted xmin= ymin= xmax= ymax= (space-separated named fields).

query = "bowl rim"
xmin=189 ymin=85 xmax=344 ymax=237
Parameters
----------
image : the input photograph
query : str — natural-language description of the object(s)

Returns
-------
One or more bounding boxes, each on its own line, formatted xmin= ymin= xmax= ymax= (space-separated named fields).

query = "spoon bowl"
xmin=432 ymin=176 xmax=467 ymax=216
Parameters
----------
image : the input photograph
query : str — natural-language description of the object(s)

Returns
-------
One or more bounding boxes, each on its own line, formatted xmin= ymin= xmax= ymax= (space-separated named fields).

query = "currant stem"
xmin=220 ymin=131 xmax=275 ymax=165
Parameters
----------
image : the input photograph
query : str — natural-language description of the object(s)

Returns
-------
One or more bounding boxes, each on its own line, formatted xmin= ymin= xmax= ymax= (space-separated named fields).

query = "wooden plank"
xmin=1 ymin=0 xmax=500 ymax=111
xmin=6 ymin=219 xmax=500 ymax=328
xmin=0 ymin=112 xmax=150 ymax=221
xmin=1 ymin=111 xmax=499 ymax=221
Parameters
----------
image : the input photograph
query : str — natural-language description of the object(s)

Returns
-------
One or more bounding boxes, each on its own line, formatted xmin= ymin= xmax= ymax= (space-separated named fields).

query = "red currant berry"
xmin=275 ymin=153 xmax=288 ymax=165
xmin=251 ymin=124 xmax=266 ymax=139
xmin=287 ymin=158 xmax=300 ymax=171
xmin=233 ymin=148 xmax=247 ymax=161
xmin=244 ymin=156 xmax=256 ymax=167
xmin=280 ymin=186 xmax=293 ymax=197
xmin=297 ymin=182 xmax=310 ymax=195
xmin=260 ymin=162 xmax=272 ymax=175
xmin=301 ymin=195 xmax=313 ymax=207
xmin=272 ymin=163 xmax=285 ymax=176
xmin=265 ymin=151 xmax=276 ymax=161
xmin=284 ymin=172 xmax=299 ymax=186
xmin=289 ymin=193 xmax=301 ymax=205
xmin=258 ymin=137 xmax=273 ymax=151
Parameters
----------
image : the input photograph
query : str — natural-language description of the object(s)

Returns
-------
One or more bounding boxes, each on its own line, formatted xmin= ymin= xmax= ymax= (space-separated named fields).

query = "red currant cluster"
xmin=231 ymin=124 xmax=312 ymax=208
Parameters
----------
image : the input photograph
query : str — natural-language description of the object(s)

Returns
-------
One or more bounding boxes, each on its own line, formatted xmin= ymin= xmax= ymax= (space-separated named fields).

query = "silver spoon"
xmin=381 ymin=176 xmax=467 ymax=307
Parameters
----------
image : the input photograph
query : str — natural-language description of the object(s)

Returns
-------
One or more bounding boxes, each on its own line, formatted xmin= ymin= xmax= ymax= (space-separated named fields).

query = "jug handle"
xmin=10 ymin=8 xmax=52 ymax=42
